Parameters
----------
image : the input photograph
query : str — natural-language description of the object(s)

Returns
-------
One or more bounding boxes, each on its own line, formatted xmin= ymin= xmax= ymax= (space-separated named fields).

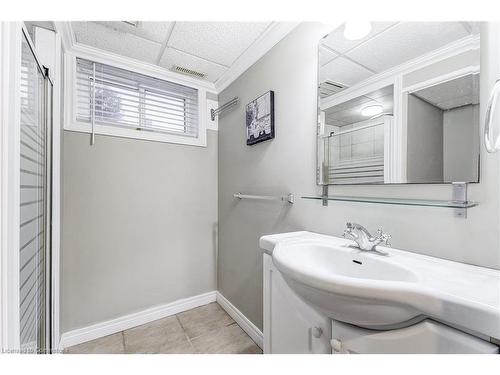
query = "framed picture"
xmin=246 ymin=91 xmax=275 ymax=145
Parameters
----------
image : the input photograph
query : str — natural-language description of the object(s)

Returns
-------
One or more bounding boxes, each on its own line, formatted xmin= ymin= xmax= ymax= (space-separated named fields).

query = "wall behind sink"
xmin=217 ymin=22 xmax=500 ymax=331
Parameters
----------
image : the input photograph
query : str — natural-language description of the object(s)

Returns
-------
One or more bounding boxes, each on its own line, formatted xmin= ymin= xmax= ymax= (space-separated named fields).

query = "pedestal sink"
xmin=263 ymin=232 xmax=500 ymax=338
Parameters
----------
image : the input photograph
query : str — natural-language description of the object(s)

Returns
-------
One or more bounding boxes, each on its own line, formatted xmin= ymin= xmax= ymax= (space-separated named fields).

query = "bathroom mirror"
xmin=317 ymin=22 xmax=480 ymax=185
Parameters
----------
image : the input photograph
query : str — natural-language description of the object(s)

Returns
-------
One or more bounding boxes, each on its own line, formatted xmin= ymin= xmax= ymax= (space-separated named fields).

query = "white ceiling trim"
xmin=54 ymin=21 xmax=300 ymax=94
xmin=214 ymin=22 xmax=300 ymax=93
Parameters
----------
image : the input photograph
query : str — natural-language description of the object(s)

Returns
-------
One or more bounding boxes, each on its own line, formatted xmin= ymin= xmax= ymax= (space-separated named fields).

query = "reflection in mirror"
xmin=318 ymin=22 xmax=481 ymax=185
xmin=323 ymin=86 xmax=394 ymax=184
xmin=407 ymin=74 xmax=480 ymax=183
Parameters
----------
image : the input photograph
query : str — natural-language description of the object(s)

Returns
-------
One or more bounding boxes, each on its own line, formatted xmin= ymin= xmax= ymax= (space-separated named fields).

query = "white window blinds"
xmin=75 ymin=58 xmax=199 ymax=137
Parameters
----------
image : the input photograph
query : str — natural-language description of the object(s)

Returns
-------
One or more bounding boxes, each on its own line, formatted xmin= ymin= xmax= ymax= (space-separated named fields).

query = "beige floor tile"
xmin=156 ymin=339 xmax=197 ymax=354
xmin=64 ymin=332 xmax=125 ymax=354
xmin=177 ymin=302 xmax=235 ymax=339
xmin=190 ymin=323 xmax=262 ymax=354
xmin=64 ymin=303 xmax=261 ymax=355
xmin=123 ymin=315 xmax=195 ymax=354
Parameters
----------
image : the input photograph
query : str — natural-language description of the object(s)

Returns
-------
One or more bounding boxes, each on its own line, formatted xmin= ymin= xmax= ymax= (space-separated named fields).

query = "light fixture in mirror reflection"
xmin=361 ymin=104 xmax=383 ymax=117
xmin=317 ymin=22 xmax=481 ymax=185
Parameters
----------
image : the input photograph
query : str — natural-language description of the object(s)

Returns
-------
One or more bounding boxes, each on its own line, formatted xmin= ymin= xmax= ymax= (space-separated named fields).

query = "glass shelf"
xmin=301 ymin=195 xmax=478 ymax=209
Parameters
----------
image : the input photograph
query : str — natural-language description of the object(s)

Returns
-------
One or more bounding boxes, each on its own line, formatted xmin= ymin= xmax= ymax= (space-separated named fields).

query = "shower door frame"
xmin=0 ymin=22 xmax=53 ymax=353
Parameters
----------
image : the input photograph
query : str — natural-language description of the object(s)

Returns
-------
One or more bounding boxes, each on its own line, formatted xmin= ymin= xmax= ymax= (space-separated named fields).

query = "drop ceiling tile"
xmin=413 ymin=74 xmax=479 ymax=109
xmin=435 ymin=95 xmax=476 ymax=110
xmin=326 ymin=100 xmax=393 ymax=126
xmin=321 ymin=57 xmax=374 ymax=87
xmin=330 ymin=108 xmax=368 ymax=125
xmin=319 ymin=45 xmax=338 ymax=66
xmin=159 ymin=48 xmax=227 ymax=83
xmin=325 ymin=90 xmax=394 ymax=124
xmin=72 ymin=22 xmax=162 ymax=64
xmin=325 ymin=118 xmax=348 ymax=127
xmin=321 ymin=22 xmax=398 ymax=54
xmin=93 ymin=21 xmax=174 ymax=43
xmin=364 ymin=85 xmax=394 ymax=100
xmin=167 ymin=22 xmax=271 ymax=66
xmin=346 ymin=22 xmax=470 ymax=73
xmin=325 ymin=95 xmax=373 ymax=115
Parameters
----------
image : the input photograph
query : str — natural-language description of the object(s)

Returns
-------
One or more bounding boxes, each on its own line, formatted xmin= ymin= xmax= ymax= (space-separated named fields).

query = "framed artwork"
xmin=246 ymin=91 xmax=275 ymax=145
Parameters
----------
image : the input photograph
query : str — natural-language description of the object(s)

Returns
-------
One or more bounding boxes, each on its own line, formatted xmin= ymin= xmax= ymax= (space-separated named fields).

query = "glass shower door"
xmin=19 ymin=29 xmax=52 ymax=353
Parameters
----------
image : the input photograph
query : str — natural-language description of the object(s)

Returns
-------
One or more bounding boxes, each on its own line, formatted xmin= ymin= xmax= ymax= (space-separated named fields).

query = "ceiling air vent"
xmin=319 ymin=80 xmax=347 ymax=98
xmin=171 ymin=65 xmax=206 ymax=79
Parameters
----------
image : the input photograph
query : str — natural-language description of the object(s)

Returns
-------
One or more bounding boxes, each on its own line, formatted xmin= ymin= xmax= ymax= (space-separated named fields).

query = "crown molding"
xmin=214 ymin=22 xmax=301 ymax=93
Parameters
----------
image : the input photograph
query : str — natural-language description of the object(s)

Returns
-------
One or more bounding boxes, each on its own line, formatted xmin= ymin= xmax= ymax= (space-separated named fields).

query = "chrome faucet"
xmin=343 ymin=222 xmax=391 ymax=254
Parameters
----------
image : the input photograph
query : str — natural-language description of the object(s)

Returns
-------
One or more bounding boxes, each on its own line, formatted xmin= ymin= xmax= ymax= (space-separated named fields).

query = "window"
xmin=74 ymin=57 xmax=200 ymax=141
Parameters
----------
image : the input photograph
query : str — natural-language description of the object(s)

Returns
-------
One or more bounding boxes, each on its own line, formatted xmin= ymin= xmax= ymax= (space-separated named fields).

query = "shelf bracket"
xmin=452 ymin=182 xmax=468 ymax=218
xmin=322 ymin=185 xmax=329 ymax=206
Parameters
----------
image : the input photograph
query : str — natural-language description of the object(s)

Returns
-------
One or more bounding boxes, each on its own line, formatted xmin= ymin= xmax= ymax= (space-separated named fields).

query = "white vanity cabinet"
xmin=264 ymin=248 xmax=498 ymax=354
xmin=263 ymin=253 xmax=331 ymax=354
xmin=261 ymin=231 xmax=500 ymax=354
xmin=331 ymin=319 xmax=499 ymax=354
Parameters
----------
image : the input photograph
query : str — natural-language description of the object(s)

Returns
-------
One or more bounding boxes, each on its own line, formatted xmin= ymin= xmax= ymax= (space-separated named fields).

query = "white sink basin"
xmin=280 ymin=243 xmax=418 ymax=282
xmin=273 ymin=241 xmax=422 ymax=328
xmin=262 ymin=232 xmax=500 ymax=338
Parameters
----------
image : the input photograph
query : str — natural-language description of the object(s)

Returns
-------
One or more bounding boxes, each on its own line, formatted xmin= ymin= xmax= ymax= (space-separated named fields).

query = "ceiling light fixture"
xmin=344 ymin=21 xmax=372 ymax=40
xmin=361 ymin=104 xmax=383 ymax=117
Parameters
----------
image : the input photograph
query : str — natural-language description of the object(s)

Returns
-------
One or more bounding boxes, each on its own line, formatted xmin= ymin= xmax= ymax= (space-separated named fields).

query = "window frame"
xmin=64 ymin=52 xmax=207 ymax=147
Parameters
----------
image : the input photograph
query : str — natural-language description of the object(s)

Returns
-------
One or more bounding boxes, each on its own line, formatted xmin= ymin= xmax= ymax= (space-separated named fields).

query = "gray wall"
xmin=217 ymin=23 xmax=500 ymax=331
xmin=61 ymin=131 xmax=218 ymax=333
xmin=443 ymin=104 xmax=479 ymax=182
xmin=407 ymin=94 xmax=444 ymax=183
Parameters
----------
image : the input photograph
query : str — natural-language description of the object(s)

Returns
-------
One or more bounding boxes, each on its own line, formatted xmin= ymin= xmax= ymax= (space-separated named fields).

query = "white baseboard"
xmin=216 ymin=292 xmax=263 ymax=349
xmin=59 ymin=291 xmax=216 ymax=349
xmin=59 ymin=290 xmax=263 ymax=351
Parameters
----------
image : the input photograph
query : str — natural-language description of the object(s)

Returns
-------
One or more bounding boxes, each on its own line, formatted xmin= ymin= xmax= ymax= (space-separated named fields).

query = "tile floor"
xmin=64 ymin=302 xmax=262 ymax=354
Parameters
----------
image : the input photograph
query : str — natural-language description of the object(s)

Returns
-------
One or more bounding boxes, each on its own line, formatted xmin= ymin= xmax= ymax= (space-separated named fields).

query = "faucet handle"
xmin=375 ymin=229 xmax=392 ymax=247
xmin=343 ymin=229 xmax=354 ymax=239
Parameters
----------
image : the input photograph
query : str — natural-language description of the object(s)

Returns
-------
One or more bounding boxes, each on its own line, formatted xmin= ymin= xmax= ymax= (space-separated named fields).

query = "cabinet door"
xmin=331 ymin=319 xmax=499 ymax=354
xmin=263 ymin=253 xmax=331 ymax=354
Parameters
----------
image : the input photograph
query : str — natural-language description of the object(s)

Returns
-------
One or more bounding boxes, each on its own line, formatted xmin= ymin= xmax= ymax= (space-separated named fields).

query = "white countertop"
xmin=260 ymin=231 xmax=500 ymax=340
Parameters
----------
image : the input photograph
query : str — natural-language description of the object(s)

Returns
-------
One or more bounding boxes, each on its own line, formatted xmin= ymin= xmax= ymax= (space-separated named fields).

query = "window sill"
xmin=64 ymin=122 xmax=207 ymax=147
